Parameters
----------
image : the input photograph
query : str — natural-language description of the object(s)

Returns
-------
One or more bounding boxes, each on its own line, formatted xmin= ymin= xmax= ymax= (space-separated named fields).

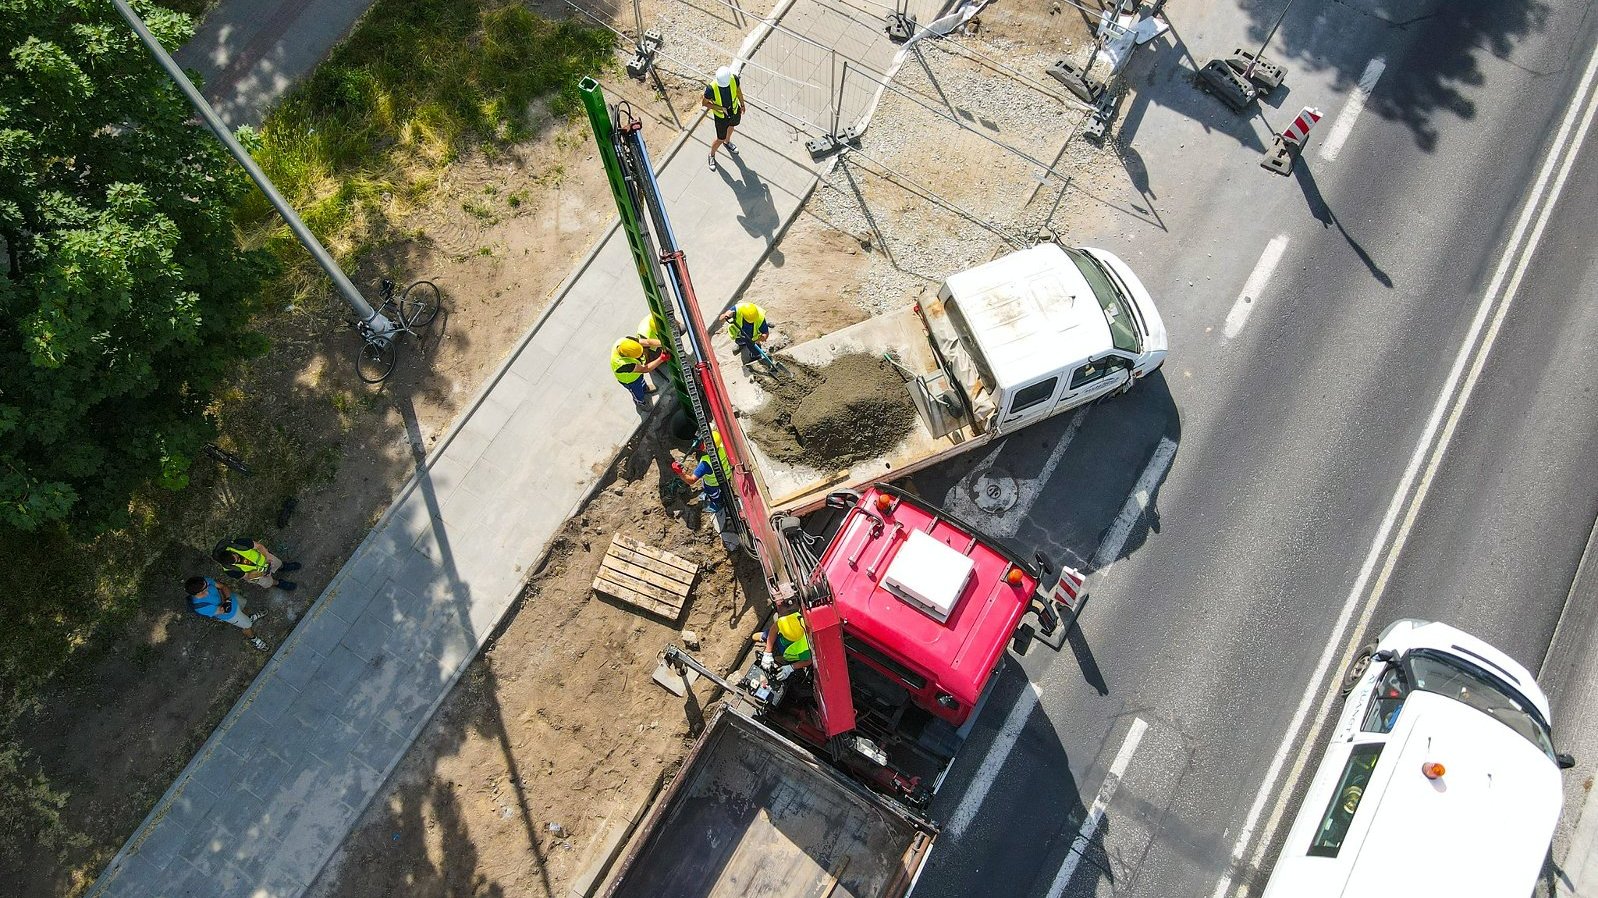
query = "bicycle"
xmin=349 ymin=278 xmax=442 ymax=384
xmin=203 ymin=443 xmax=253 ymax=476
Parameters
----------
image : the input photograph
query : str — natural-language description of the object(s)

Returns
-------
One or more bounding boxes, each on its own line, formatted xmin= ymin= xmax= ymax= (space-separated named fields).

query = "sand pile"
xmin=748 ymin=353 xmax=916 ymax=469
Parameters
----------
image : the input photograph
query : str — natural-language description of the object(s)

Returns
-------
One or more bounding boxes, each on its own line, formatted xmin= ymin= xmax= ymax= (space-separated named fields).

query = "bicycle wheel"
xmin=356 ymin=337 xmax=397 ymax=384
xmin=400 ymin=280 xmax=441 ymax=330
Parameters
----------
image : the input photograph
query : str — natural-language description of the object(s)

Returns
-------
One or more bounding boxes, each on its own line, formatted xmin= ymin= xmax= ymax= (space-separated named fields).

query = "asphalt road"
xmin=906 ymin=0 xmax=1598 ymax=895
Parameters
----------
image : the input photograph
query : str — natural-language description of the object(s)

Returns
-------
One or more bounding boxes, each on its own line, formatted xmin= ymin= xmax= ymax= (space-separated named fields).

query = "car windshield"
xmin=1404 ymin=649 xmax=1555 ymax=758
xmin=1063 ymin=246 xmax=1140 ymax=354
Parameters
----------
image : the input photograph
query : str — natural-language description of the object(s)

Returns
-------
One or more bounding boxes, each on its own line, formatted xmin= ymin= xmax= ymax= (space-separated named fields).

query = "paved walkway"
xmin=91 ymin=2 xmax=946 ymax=896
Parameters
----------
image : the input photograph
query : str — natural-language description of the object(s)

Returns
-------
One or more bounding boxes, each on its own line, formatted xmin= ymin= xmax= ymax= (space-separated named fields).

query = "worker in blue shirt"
xmin=673 ymin=442 xmax=724 ymax=515
xmin=185 ymin=575 xmax=269 ymax=651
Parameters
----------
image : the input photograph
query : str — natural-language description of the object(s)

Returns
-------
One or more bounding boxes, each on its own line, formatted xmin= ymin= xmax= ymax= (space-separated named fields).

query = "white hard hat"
xmin=715 ymin=66 xmax=733 ymax=87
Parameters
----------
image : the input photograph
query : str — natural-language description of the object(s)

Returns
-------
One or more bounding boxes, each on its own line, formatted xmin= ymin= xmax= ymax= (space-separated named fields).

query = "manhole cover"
xmin=970 ymin=470 xmax=1018 ymax=514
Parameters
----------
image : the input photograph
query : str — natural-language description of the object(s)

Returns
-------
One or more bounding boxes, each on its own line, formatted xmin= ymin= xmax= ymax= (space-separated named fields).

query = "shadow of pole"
xmin=1292 ymin=161 xmax=1394 ymax=288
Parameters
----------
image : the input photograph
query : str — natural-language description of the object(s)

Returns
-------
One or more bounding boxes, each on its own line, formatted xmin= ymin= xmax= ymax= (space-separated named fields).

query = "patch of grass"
xmin=238 ymin=0 xmax=616 ymax=305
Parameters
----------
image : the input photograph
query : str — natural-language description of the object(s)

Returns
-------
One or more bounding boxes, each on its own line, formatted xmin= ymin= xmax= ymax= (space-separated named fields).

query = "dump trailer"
xmin=602 ymin=704 xmax=934 ymax=898
xmin=726 ymin=240 xmax=1169 ymax=514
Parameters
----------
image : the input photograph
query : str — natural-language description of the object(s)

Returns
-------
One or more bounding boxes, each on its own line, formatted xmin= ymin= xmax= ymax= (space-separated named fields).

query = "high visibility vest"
xmin=697 ymin=454 xmax=721 ymax=489
xmin=727 ymin=304 xmax=765 ymax=342
xmin=611 ymin=344 xmax=642 ymax=384
xmin=228 ymin=545 xmax=268 ymax=574
xmin=637 ymin=314 xmax=664 ymax=344
xmin=782 ymin=634 xmax=811 ymax=663
xmin=710 ymin=77 xmax=741 ymax=118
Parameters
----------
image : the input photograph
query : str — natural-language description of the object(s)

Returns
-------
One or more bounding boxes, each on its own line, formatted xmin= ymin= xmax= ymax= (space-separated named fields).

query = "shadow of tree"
xmin=1238 ymin=0 xmax=1551 ymax=152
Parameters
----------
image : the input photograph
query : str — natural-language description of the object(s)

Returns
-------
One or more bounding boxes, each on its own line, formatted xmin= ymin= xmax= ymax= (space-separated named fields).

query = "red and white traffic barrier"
xmin=1051 ymin=565 xmax=1087 ymax=612
xmin=1282 ymin=106 xmax=1323 ymax=147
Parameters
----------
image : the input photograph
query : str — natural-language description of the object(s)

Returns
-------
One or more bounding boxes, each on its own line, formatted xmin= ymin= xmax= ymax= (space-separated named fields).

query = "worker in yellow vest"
xmin=212 ymin=537 xmax=299 ymax=591
xmin=612 ymin=336 xmax=667 ymax=406
xmin=719 ymin=301 xmax=770 ymax=365
xmin=760 ymin=609 xmax=813 ymax=682
xmin=703 ymin=66 xmax=744 ymax=171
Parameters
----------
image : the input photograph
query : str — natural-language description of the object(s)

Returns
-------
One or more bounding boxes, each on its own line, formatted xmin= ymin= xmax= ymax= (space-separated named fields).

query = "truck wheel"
xmin=1340 ymin=642 xmax=1377 ymax=696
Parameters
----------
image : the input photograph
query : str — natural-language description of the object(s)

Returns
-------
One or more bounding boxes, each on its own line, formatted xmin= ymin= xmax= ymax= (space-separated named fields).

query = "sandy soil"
xmin=309 ymin=410 xmax=769 ymax=898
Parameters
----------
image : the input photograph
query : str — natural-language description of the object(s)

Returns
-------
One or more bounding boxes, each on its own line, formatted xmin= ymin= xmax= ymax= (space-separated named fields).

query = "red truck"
xmin=582 ymin=87 xmax=1082 ymax=898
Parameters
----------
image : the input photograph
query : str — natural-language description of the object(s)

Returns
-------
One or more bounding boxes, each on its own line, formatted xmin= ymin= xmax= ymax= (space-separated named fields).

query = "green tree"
xmin=0 ymin=0 xmax=272 ymax=534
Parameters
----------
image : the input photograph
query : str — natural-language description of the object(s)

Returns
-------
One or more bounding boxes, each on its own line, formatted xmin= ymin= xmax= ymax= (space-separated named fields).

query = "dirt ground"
xmin=747 ymin=353 xmax=918 ymax=469
xmin=2 ymin=1 xmax=746 ymax=894
xmin=309 ymin=408 xmax=769 ymax=898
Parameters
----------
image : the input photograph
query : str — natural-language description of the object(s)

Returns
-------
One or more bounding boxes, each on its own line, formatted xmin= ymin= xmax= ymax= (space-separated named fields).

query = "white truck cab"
xmin=1263 ymin=620 xmax=1570 ymax=898
xmin=927 ymin=242 xmax=1167 ymax=435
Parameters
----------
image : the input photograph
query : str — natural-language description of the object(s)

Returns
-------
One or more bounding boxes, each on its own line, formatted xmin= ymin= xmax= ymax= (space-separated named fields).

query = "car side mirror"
xmin=1557 ymin=752 xmax=1577 ymax=770
xmin=1372 ymin=649 xmax=1397 ymax=664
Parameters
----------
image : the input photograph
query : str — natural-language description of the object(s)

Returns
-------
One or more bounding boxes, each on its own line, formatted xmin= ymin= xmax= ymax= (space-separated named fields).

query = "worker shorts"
xmin=714 ymin=112 xmax=741 ymax=140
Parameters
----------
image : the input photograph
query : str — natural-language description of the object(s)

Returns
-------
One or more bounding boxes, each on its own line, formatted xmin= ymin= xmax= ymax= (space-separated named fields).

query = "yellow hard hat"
xmin=777 ymin=612 xmax=805 ymax=642
xmin=617 ymin=337 xmax=644 ymax=358
xmin=735 ymin=301 xmax=760 ymax=320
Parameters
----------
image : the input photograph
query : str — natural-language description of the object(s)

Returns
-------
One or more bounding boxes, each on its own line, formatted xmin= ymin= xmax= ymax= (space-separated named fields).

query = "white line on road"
xmin=933 ymin=436 xmax=1176 ymax=847
xmin=990 ymin=408 xmax=1090 ymax=537
xmin=1045 ymin=718 xmax=1150 ymax=898
xmin=1092 ymin=437 xmax=1178 ymax=572
xmin=1213 ymin=38 xmax=1598 ymax=898
xmin=1224 ymin=236 xmax=1290 ymax=339
xmin=944 ymin=681 xmax=1044 ymax=838
xmin=1318 ymin=57 xmax=1386 ymax=161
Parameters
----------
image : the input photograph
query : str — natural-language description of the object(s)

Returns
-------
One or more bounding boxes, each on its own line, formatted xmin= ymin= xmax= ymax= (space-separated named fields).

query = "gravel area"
xmin=803 ymin=27 xmax=1124 ymax=314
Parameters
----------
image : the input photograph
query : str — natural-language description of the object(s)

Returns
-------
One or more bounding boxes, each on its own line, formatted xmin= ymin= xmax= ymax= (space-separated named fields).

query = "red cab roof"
xmin=815 ymin=486 xmax=1036 ymax=712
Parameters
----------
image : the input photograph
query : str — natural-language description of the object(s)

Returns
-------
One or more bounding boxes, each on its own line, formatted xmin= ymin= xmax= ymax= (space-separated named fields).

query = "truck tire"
xmin=1340 ymin=642 xmax=1377 ymax=697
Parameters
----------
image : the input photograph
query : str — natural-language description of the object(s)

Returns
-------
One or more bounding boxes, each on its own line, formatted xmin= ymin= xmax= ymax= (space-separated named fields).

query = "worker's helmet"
xmin=617 ymin=337 xmax=644 ymax=358
xmin=735 ymin=301 xmax=760 ymax=321
xmin=715 ymin=66 xmax=733 ymax=88
xmin=777 ymin=613 xmax=805 ymax=642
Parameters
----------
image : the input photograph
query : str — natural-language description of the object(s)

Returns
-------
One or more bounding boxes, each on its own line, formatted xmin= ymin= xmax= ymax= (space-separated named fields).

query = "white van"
xmin=1263 ymin=619 xmax=1573 ymax=898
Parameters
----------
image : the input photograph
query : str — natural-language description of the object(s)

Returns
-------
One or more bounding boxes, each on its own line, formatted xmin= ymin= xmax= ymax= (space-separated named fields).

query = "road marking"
xmin=944 ymin=681 xmax=1044 ymax=838
xmin=934 ymin=436 xmax=1175 ymax=846
xmin=1318 ymin=57 xmax=1386 ymax=161
xmin=1213 ymin=37 xmax=1598 ymax=898
xmin=1224 ymin=236 xmax=1289 ymax=339
xmin=1044 ymin=718 xmax=1150 ymax=898
xmin=942 ymin=408 xmax=1090 ymax=537
xmin=1092 ymin=437 xmax=1178 ymax=572
xmin=989 ymin=408 xmax=1090 ymax=537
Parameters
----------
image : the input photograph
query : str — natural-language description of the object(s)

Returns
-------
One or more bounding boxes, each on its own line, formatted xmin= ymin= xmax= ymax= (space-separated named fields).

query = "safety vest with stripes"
xmin=710 ymin=77 xmax=742 ymax=118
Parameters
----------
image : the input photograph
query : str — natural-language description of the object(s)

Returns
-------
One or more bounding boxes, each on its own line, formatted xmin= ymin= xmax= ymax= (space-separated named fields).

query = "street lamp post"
xmin=110 ymin=0 xmax=394 ymax=336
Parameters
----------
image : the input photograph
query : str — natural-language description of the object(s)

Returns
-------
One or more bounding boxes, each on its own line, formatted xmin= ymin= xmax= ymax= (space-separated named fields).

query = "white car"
xmin=1263 ymin=620 xmax=1573 ymax=898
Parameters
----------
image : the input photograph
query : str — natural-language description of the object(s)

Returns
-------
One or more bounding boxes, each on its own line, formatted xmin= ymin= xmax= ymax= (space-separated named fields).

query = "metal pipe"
xmin=110 ymin=0 xmax=391 ymax=332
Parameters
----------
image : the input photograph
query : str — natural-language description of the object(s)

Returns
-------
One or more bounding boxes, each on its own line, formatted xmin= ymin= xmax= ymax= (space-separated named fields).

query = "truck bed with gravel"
xmin=726 ymin=242 xmax=1170 ymax=513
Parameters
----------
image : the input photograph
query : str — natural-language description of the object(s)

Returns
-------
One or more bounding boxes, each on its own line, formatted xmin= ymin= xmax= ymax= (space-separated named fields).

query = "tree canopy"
xmin=0 ymin=0 xmax=271 ymax=534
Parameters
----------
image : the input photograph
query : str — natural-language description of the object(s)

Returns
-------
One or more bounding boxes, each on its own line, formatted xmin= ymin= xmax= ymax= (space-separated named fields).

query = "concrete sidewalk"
xmin=175 ymin=0 xmax=377 ymax=128
xmin=90 ymin=2 xmax=946 ymax=897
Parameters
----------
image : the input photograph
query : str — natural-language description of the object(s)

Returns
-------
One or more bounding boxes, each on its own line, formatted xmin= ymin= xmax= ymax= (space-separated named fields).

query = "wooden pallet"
xmin=592 ymin=534 xmax=698 ymax=620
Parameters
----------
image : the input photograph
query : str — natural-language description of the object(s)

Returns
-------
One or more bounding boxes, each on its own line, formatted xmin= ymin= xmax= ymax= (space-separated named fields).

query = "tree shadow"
xmin=1238 ymin=0 xmax=1552 ymax=153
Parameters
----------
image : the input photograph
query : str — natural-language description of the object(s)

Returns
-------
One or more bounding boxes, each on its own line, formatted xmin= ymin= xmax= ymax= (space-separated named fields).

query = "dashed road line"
xmin=1224 ymin=236 xmax=1289 ymax=340
xmin=1319 ymin=57 xmax=1386 ymax=161
xmin=1044 ymin=718 xmax=1150 ymax=898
